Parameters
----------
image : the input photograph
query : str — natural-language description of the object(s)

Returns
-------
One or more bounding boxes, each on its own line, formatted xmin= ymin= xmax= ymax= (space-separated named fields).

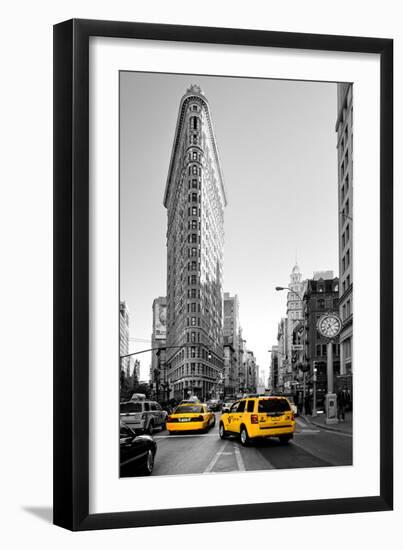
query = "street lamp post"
xmin=312 ymin=365 xmax=317 ymax=417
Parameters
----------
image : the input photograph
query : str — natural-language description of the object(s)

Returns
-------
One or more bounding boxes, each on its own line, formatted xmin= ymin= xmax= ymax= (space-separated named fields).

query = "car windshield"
xmin=120 ymin=402 xmax=142 ymax=413
xmin=258 ymin=399 xmax=291 ymax=413
xmin=175 ymin=405 xmax=204 ymax=414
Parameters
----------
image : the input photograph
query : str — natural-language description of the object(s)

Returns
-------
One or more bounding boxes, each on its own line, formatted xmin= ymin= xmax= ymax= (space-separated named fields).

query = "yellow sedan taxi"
xmin=166 ymin=403 xmax=216 ymax=434
xmin=219 ymin=396 xmax=296 ymax=445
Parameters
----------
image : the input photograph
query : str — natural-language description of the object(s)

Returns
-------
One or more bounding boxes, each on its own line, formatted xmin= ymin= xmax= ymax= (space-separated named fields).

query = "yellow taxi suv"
xmin=166 ymin=403 xmax=215 ymax=434
xmin=219 ymin=396 xmax=295 ymax=446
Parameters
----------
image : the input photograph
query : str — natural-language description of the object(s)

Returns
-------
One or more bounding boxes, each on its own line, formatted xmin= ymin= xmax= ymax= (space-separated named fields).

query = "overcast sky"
xmin=120 ymin=71 xmax=338 ymax=382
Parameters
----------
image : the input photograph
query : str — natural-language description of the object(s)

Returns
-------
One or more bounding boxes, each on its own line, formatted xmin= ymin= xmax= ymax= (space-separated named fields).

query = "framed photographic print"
xmin=53 ymin=19 xmax=393 ymax=531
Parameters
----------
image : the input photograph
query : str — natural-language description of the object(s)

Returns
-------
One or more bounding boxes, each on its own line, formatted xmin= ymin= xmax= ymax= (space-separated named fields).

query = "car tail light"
xmin=194 ymin=415 xmax=204 ymax=422
xmin=290 ymin=412 xmax=295 ymax=421
xmin=167 ymin=415 xmax=173 ymax=422
xmin=251 ymin=414 xmax=259 ymax=424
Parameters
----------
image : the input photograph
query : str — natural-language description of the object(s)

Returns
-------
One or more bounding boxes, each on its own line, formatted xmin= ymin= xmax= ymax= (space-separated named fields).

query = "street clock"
xmin=317 ymin=313 xmax=342 ymax=339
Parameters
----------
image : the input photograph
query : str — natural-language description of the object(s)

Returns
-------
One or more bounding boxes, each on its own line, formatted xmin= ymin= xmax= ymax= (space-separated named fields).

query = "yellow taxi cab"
xmin=166 ymin=403 xmax=216 ymax=434
xmin=219 ymin=395 xmax=295 ymax=446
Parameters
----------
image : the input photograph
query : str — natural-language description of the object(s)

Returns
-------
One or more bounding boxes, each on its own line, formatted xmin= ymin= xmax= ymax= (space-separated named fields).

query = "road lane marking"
xmin=203 ymin=441 xmax=228 ymax=473
xmin=298 ymin=429 xmax=321 ymax=434
xmin=233 ymin=444 xmax=246 ymax=471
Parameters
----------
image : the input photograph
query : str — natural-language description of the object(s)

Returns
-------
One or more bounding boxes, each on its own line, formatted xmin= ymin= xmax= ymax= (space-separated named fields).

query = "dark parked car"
xmin=120 ymin=421 xmax=157 ymax=477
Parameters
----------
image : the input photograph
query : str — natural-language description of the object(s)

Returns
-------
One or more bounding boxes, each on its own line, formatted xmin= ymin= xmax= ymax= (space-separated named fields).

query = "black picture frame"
xmin=53 ymin=18 xmax=393 ymax=531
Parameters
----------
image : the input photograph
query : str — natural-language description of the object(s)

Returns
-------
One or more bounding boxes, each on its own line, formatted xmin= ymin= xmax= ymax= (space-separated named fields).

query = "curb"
xmin=300 ymin=415 xmax=352 ymax=436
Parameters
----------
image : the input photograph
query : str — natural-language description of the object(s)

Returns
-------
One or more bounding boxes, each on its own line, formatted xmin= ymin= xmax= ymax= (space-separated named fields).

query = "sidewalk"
xmin=300 ymin=410 xmax=352 ymax=435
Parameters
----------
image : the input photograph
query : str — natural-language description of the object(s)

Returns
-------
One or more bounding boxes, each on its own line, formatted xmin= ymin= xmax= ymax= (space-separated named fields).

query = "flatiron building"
xmin=163 ymin=85 xmax=227 ymax=401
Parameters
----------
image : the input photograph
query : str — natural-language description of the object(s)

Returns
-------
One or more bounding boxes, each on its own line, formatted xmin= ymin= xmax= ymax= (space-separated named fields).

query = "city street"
xmin=150 ymin=414 xmax=352 ymax=476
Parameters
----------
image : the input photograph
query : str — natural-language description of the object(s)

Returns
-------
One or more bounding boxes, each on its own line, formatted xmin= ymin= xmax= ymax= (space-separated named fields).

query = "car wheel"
xmin=240 ymin=425 xmax=249 ymax=446
xmin=219 ymin=422 xmax=227 ymax=439
xmin=147 ymin=421 xmax=154 ymax=435
xmin=142 ymin=450 xmax=155 ymax=475
xmin=279 ymin=434 xmax=292 ymax=445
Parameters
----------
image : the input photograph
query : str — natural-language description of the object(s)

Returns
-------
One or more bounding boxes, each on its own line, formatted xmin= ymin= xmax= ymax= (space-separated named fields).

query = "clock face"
xmin=317 ymin=314 xmax=342 ymax=338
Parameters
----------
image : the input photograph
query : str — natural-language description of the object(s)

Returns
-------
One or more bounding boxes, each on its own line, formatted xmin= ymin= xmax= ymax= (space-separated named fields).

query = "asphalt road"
xmin=149 ymin=414 xmax=352 ymax=476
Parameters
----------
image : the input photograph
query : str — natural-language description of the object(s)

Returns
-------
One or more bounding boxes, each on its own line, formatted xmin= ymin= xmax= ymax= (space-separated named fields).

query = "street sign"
xmin=292 ymin=344 xmax=304 ymax=351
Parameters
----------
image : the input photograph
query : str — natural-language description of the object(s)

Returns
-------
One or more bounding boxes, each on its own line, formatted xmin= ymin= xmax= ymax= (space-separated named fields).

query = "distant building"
xmin=277 ymin=317 xmax=288 ymax=393
xmin=337 ymin=83 xmax=353 ymax=376
xmin=237 ymin=331 xmax=247 ymax=395
xmin=270 ymin=345 xmax=279 ymax=393
xmin=119 ymin=301 xmax=130 ymax=378
xmin=131 ymin=358 xmax=140 ymax=382
xmin=303 ymin=275 xmax=340 ymax=408
xmin=223 ymin=293 xmax=240 ymax=350
xmin=163 ymin=85 xmax=226 ymax=401
xmin=286 ymin=264 xmax=307 ymax=395
xmin=223 ymin=338 xmax=237 ymax=397
xmin=223 ymin=293 xmax=241 ymax=395
xmin=245 ymin=350 xmax=257 ymax=393
xmin=150 ymin=296 xmax=167 ymax=388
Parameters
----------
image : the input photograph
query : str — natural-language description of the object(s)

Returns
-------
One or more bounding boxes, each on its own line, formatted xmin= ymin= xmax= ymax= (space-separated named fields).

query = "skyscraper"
xmin=337 ymin=83 xmax=353 ymax=376
xmin=119 ymin=301 xmax=130 ymax=373
xmin=163 ymin=85 xmax=227 ymax=401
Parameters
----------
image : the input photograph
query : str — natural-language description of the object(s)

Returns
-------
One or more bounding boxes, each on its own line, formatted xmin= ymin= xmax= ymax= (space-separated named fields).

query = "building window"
xmin=345 ymin=338 xmax=352 ymax=358
xmin=192 ymin=116 xmax=199 ymax=130
xmin=191 ymin=317 xmax=197 ymax=326
xmin=346 ymin=249 xmax=350 ymax=267
xmin=318 ymin=299 xmax=325 ymax=309
xmin=192 ymin=179 xmax=198 ymax=188
xmin=192 ymin=207 xmax=197 ymax=216
xmin=191 ymin=247 xmax=197 ymax=257
xmin=192 ymin=152 xmax=197 ymax=160
xmin=192 ymin=165 xmax=198 ymax=175
xmin=192 ymin=192 xmax=198 ymax=202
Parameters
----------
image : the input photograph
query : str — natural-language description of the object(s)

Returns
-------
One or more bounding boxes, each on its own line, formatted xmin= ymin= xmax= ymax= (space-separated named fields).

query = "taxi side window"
xmin=150 ymin=403 xmax=157 ymax=411
xmin=143 ymin=402 xmax=150 ymax=412
xmin=230 ymin=402 xmax=239 ymax=413
xmin=237 ymin=400 xmax=246 ymax=413
xmin=247 ymin=400 xmax=255 ymax=413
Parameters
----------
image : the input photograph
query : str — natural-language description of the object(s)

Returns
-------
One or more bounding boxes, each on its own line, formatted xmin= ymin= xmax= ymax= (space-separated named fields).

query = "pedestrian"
xmin=337 ymin=386 xmax=348 ymax=421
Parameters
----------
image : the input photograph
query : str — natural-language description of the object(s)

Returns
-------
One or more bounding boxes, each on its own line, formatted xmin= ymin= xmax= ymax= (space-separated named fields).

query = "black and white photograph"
xmin=119 ymin=71 xmax=353 ymax=477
